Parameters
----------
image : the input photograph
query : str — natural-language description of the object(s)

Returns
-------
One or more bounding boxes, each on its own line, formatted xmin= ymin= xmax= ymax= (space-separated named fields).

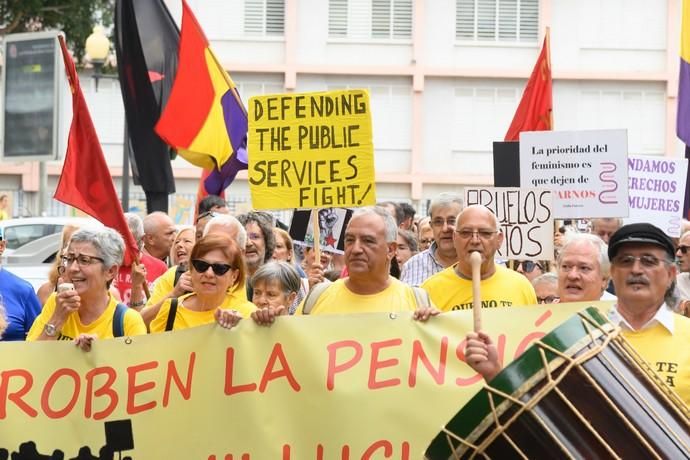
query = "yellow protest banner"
xmin=0 ymin=303 xmax=611 ymax=457
xmin=248 ymin=89 xmax=376 ymax=210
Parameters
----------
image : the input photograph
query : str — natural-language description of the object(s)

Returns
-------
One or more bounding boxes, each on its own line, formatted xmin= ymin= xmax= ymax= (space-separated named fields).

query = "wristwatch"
xmin=44 ymin=323 xmax=59 ymax=337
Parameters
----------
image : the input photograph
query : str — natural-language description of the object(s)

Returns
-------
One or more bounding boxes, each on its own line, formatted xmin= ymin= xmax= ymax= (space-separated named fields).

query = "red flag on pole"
xmin=54 ymin=36 xmax=139 ymax=265
xmin=505 ymin=29 xmax=553 ymax=141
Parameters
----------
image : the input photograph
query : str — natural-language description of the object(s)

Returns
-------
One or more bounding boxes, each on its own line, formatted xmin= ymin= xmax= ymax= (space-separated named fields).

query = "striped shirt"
xmin=400 ymin=242 xmax=446 ymax=287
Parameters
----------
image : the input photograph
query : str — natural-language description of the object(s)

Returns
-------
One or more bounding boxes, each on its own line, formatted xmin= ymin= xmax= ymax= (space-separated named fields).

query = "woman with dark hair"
xmin=150 ymin=234 xmax=256 ymax=332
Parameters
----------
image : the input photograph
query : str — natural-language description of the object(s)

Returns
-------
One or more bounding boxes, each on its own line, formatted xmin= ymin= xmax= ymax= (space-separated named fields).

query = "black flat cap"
xmin=607 ymin=223 xmax=675 ymax=260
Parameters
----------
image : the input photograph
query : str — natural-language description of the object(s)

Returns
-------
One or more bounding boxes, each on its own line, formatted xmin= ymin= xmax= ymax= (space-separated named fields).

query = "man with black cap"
xmin=606 ymin=222 xmax=690 ymax=405
xmin=465 ymin=222 xmax=690 ymax=407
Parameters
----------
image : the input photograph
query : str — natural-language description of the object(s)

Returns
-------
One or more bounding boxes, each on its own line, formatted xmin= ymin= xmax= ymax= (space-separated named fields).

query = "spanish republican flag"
xmin=54 ymin=36 xmax=139 ymax=265
xmin=155 ymin=0 xmax=248 ymax=172
xmin=505 ymin=29 xmax=553 ymax=141
xmin=678 ymin=1 xmax=690 ymax=145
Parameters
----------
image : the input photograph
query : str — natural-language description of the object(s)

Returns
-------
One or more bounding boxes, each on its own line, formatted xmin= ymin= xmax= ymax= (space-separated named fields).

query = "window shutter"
xmin=518 ymin=0 xmax=538 ymax=41
xmin=329 ymin=0 xmax=349 ymax=37
xmin=392 ymin=0 xmax=412 ymax=39
xmin=244 ymin=0 xmax=264 ymax=35
xmin=456 ymin=0 xmax=476 ymax=40
xmin=372 ymin=0 xmax=392 ymax=38
xmin=456 ymin=0 xmax=539 ymax=42
xmin=266 ymin=0 xmax=285 ymax=36
xmin=477 ymin=0 xmax=496 ymax=41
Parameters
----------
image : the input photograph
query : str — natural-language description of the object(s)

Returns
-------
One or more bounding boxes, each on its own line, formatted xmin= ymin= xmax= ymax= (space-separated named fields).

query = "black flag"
xmin=114 ymin=0 xmax=179 ymax=213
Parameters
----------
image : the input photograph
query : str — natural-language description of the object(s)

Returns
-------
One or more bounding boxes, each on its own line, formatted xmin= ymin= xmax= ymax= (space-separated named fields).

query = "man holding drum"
xmin=466 ymin=223 xmax=690 ymax=406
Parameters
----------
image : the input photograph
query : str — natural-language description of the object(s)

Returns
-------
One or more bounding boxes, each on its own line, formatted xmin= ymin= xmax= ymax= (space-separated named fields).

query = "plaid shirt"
xmin=400 ymin=242 xmax=445 ymax=287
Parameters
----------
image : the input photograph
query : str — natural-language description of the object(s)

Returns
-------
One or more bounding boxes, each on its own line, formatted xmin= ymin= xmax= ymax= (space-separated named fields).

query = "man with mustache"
xmin=466 ymin=223 xmax=690 ymax=406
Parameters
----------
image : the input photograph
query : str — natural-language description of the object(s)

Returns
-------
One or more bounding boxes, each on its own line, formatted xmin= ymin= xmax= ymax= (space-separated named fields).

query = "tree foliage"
xmin=0 ymin=0 xmax=114 ymax=62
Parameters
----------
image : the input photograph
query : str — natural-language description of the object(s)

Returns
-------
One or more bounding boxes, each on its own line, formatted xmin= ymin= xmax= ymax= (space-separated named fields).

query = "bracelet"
xmin=128 ymin=300 xmax=146 ymax=308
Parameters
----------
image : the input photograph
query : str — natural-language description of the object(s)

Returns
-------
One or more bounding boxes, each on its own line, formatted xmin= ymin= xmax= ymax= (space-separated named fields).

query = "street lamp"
xmin=84 ymin=26 xmax=130 ymax=212
xmin=85 ymin=26 xmax=111 ymax=91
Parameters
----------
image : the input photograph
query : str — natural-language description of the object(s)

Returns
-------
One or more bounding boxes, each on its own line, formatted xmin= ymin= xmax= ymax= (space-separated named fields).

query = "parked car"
xmin=0 ymin=217 xmax=97 ymax=259
xmin=1 ymin=217 xmax=100 ymax=291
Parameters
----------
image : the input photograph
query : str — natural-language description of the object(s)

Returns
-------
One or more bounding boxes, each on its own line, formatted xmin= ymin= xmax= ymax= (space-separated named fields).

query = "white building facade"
xmin=0 ymin=0 xmax=683 ymax=221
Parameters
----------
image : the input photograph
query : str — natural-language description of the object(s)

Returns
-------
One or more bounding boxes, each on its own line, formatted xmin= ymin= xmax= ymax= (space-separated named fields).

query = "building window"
xmin=456 ymin=0 xmax=538 ymax=43
xmin=329 ymin=0 xmax=413 ymax=40
xmin=452 ymin=85 xmax=520 ymax=153
xmin=244 ymin=0 xmax=285 ymax=37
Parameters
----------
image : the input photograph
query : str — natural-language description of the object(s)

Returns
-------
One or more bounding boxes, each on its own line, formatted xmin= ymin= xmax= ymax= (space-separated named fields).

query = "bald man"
xmin=421 ymin=205 xmax=536 ymax=311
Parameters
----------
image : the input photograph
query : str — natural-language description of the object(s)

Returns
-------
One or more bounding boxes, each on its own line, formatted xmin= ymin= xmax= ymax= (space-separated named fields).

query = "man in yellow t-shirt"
xmin=466 ymin=222 xmax=690 ymax=409
xmin=421 ymin=205 xmax=536 ymax=312
xmin=605 ymin=223 xmax=690 ymax=406
xmin=294 ymin=207 xmax=437 ymax=317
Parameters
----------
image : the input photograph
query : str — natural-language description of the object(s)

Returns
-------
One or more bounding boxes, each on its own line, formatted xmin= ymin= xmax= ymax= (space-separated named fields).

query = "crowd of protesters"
xmin=1 ymin=193 xmax=689 ymax=404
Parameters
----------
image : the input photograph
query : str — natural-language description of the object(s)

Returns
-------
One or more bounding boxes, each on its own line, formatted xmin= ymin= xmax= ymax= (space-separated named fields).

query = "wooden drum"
xmin=425 ymin=307 xmax=690 ymax=459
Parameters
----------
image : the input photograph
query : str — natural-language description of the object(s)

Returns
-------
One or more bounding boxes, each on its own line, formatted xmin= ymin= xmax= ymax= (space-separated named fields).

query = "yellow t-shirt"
xmin=421 ymin=264 xmax=537 ymax=312
xmin=149 ymin=292 xmax=256 ymax=332
xmin=621 ymin=315 xmax=690 ymax=407
xmin=147 ymin=266 xmax=248 ymax=307
xmin=295 ymin=277 xmax=418 ymax=315
xmin=27 ymin=292 xmax=146 ymax=340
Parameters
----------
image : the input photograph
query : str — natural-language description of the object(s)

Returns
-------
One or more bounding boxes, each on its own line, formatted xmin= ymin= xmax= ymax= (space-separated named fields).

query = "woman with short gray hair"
xmin=251 ymin=261 xmax=302 ymax=324
xmin=28 ymin=227 xmax=146 ymax=350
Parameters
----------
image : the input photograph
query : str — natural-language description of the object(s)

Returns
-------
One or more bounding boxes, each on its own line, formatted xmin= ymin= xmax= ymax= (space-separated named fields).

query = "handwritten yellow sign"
xmin=0 ymin=302 xmax=611 ymax=457
xmin=248 ymin=89 xmax=376 ymax=210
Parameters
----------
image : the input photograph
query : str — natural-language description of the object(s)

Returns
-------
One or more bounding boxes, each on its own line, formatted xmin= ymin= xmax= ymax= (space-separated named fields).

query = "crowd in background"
xmin=2 ymin=192 xmax=690 ymax=345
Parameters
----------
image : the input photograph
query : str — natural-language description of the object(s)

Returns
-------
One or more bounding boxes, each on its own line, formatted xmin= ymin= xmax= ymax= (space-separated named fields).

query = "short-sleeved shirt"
xmin=295 ymin=277 xmax=418 ymax=315
xmin=27 ymin=292 xmax=146 ymax=341
xmin=0 ymin=268 xmax=42 ymax=341
xmin=421 ymin=264 xmax=537 ymax=312
xmin=147 ymin=266 xmax=248 ymax=307
xmin=149 ymin=292 xmax=256 ymax=332
xmin=113 ymin=252 xmax=167 ymax=303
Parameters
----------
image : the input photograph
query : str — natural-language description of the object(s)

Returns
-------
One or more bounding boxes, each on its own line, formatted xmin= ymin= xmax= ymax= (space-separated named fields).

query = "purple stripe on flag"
xmin=221 ymin=88 xmax=248 ymax=156
xmin=203 ymin=147 xmax=248 ymax=195
xmin=678 ymin=58 xmax=690 ymax=145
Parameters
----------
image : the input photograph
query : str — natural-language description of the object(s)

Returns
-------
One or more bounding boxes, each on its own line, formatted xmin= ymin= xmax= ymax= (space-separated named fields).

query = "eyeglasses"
xmin=517 ymin=261 xmax=543 ymax=273
xmin=455 ymin=229 xmax=497 ymax=240
xmin=612 ymin=254 xmax=667 ymax=268
xmin=677 ymin=245 xmax=690 ymax=255
xmin=537 ymin=295 xmax=559 ymax=304
xmin=420 ymin=238 xmax=433 ymax=245
xmin=247 ymin=232 xmax=264 ymax=241
xmin=191 ymin=259 xmax=234 ymax=276
xmin=431 ymin=218 xmax=457 ymax=228
xmin=61 ymin=254 xmax=104 ymax=268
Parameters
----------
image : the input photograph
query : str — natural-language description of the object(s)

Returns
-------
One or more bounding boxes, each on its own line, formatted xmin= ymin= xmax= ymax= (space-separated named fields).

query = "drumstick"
xmin=470 ymin=251 xmax=482 ymax=332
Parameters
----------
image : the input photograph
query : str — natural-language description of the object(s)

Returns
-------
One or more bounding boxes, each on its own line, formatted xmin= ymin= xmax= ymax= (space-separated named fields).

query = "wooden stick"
xmin=311 ymin=209 xmax=321 ymax=265
xmin=470 ymin=251 xmax=482 ymax=332
xmin=134 ymin=255 xmax=151 ymax=299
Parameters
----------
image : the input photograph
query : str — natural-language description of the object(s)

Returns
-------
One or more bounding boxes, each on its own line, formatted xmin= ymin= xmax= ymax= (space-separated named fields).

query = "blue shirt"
xmin=0 ymin=268 xmax=42 ymax=341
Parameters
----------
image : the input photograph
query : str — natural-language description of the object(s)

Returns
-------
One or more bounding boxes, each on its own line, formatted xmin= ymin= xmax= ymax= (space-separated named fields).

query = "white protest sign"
xmin=519 ymin=129 xmax=628 ymax=219
xmin=625 ymin=155 xmax=688 ymax=237
xmin=464 ymin=187 xmax=553 ymax=260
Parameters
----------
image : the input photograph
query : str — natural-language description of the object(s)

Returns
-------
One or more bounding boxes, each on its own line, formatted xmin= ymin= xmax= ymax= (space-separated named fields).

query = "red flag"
xmin=54 ymin=36 xmax=139 ymax=265
xmin=505 ymin=30 xmax=553 ymax=141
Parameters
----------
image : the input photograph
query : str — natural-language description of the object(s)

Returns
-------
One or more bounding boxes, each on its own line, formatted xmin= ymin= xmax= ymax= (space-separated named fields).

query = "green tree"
xmin=0 ymin=0 xmax=114 ymax=62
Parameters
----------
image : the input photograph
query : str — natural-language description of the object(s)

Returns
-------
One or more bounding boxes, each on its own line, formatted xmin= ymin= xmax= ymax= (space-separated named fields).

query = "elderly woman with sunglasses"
xmin=27 ymin=227 xmax=147 ymax=350
xmin=149 ymin=234 xmax=255 ymax=332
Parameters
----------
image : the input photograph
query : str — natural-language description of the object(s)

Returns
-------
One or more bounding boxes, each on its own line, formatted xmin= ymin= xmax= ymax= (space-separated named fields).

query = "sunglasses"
xmin=517 ymin=261 xmax=542 ymax=273
xmin=678 ymin=245 xmax=690 ymax=255
xmin=191 ymin=259 xmax=234 ymax=276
